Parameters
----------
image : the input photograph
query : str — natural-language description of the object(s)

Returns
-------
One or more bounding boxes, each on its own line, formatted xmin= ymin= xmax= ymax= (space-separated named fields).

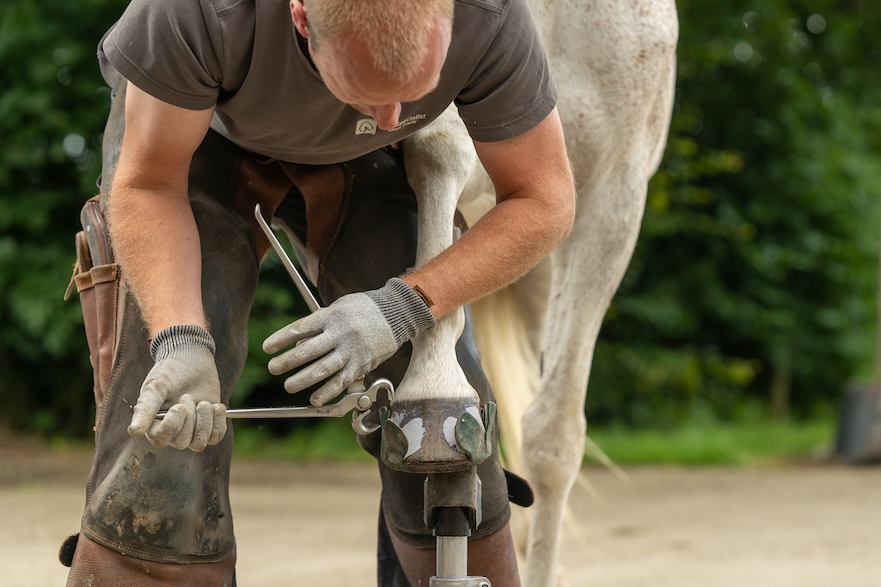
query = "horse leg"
xmin=379 ymin=106 xmax=522 ymax=585
xmin=381 ymin=105 xmax=485 ymax=473
xmin=522 ymin=163 xmax=648 ymax=586
xmin=520 ymin=1 xmax=680 ymax=583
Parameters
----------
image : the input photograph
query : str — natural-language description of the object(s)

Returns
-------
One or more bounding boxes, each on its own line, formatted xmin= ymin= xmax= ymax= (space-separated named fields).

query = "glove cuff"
xmin=367 ymin=278 xmax=437 ymax=346
xmin=149 ymin=324 xmax=216 ymax=362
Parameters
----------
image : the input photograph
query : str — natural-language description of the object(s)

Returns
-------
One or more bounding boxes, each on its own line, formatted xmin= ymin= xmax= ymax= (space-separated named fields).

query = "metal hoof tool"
xmin=155 ymin=204 xmax=395 ymax=436
xmin=155 ymin=378 xmax=393 ymax=435
xmin=253 ymin=203 xmax=321 ymax=312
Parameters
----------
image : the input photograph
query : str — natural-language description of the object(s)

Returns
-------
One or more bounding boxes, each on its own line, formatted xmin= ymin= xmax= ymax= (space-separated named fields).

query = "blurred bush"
xmin=2 ymin=0 xmax=880 ymax=437
xmin=588 ymin=0 xmax=881 ymax=428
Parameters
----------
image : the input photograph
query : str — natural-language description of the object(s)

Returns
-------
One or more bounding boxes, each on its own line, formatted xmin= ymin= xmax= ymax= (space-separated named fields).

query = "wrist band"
xmin=411 ymin=284 xmax=435 ymax=308
xmin=149 ymin=324 xmax=216 ymax=362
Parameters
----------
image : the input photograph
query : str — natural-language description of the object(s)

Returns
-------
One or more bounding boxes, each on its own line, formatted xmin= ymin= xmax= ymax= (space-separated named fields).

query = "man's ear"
xmin=290 ymin=0 xmax=309 ymax=38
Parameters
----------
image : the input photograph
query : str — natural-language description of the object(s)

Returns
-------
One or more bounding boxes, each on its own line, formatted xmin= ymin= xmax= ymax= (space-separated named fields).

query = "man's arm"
xmin=110 ymin=82 xmax=228 ymax=451
xmin=262 ymin=107 xmax=574 ymax=404
xmin=401 ymin=107 xmax=576 ymax=318
xmin=109 ymin=82 xmax=215 ymax=336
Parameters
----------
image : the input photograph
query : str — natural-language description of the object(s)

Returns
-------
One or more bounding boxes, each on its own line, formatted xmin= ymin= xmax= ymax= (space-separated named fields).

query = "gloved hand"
xmin=128 ymin=324 xmax=227 ymax=451
xmin=264 ymin=277 xmax=437 ymax=406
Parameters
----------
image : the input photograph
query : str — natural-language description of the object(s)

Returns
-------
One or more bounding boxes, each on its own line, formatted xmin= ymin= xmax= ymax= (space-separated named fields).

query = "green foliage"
xmin=0 ymin=0 xmax=125 ymax=435
xmin=588 ymin=0 xmax=881 ymax=428
xmin=0 ymin=0 xmax=311 ymax=437
xmin=587 ymin=417 xmax=835 ymax=466
xmin=2 ymin=0 xmax=881 ymax=438
xmin=234 ymin=413 xmax=835 ymax=466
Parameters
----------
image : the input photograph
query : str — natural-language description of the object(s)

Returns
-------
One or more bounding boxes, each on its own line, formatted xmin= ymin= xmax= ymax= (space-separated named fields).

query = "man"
xmin=64 ymin=0 xmax=574 ymax=584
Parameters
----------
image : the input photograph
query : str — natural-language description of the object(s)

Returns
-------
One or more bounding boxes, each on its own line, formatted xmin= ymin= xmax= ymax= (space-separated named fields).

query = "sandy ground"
xmin=2 ymin=435 xmax=880 ymax=587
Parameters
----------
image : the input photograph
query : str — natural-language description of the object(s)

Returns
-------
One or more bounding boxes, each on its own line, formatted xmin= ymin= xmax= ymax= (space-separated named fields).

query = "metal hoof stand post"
xmin=426 ymin=469 xmax=491 ymax=587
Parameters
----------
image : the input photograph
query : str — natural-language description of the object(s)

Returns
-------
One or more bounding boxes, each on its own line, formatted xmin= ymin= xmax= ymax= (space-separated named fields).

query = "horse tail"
xmin=471 ymin=285 xmax=540 ymax=478
xmin=470 ymin=279 xmax=544 ymax=556
xmin=459 ymin=168 xmax=552 ymax=552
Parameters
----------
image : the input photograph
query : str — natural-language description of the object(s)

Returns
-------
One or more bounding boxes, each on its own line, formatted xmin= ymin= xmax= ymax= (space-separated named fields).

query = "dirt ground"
xmin=3 ymin=434 xmax=880 ymax=587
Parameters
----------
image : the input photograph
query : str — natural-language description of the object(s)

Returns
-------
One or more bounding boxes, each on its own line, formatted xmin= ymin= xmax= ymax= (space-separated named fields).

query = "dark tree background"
xmin=589 ymin=0 xmax=881 ymax=428
xmin=2 ymin=0 xmax=880 ymax=437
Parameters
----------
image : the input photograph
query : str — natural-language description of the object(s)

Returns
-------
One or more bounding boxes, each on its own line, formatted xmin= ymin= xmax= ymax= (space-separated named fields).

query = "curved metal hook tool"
xmin=155 ymin=205 xmax=395 ymax=435
xmin=254 ymin=203 xmax=320 ymax=312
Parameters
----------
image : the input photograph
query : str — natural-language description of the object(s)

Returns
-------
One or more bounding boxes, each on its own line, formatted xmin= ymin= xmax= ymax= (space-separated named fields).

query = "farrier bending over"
xmin=65 ymin=0 xmax=574 ymax=585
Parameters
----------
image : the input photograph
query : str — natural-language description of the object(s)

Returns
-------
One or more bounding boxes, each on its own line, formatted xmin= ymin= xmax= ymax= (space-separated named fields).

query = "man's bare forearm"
xmin=109 ymin=183 xmax=207 ymax=337
xmin=402 ymin=108 xmax=576 ymax=319
xmin=402 ymin=186 xmax=574 ymax=319
xmin=107 ymin=83 xmax=216 ymax=338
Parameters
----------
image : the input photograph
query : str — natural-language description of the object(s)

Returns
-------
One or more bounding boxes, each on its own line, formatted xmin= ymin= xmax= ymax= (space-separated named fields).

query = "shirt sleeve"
xmin=99 ymin=0 xmax=225 ymax=110
xmin=455 ymin=0 xmax=558 ymax=142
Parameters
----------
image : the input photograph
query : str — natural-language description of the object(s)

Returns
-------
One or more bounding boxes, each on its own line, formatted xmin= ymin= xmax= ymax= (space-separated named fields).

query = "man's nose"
xmin=370 ymin=103 xmax=402 ymax=130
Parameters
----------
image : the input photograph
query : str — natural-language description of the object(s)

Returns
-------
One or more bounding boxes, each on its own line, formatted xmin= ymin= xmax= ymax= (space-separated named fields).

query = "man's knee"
xmin=82 ymin=434 xmax=235 ymax=563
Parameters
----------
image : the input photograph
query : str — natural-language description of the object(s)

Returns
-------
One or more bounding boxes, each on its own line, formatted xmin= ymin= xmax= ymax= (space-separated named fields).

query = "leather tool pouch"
xmin=65 ymin=196 xmax=123 ymax=429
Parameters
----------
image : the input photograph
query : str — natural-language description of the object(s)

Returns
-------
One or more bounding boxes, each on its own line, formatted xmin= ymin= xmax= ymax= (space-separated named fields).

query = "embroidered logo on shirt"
xmin=389 ymin=114 xmax=427 ymax=132
xmin=355 ymin=119 xmax=377 ymax=135
xmin=355 ymin=114 xmax=428 ymax=136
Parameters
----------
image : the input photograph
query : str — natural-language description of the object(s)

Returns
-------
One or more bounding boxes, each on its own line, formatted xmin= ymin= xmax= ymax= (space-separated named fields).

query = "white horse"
xmin=399 ymin=1 xmax=679 ymax=585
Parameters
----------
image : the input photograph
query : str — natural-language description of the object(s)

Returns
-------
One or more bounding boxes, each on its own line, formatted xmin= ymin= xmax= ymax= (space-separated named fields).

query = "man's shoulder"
xmin=455 ymin=0 xmax=507 ymax=16
xmin=205 ymin=0 xmax=255 ymax=14
xmin=117 ymin=0 xmax=257 ymax=28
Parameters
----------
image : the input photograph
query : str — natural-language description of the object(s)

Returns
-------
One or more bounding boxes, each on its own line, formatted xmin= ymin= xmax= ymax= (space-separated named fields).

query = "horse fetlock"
xmin=379 ymin=399 xmax=496 ymax=474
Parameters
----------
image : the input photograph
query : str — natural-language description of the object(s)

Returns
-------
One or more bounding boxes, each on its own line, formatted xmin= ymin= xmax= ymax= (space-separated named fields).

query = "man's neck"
xmin=295 ymin=30 xmax=317 ymax=71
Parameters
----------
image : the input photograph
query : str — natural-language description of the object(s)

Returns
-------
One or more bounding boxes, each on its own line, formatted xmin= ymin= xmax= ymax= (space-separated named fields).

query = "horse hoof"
xmin=380 ymin=400 xmax=496 ymax=473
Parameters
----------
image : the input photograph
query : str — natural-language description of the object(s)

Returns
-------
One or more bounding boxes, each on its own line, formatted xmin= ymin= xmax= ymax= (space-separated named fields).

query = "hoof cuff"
xmin=380 ymin=400 xmax=496 ymax=473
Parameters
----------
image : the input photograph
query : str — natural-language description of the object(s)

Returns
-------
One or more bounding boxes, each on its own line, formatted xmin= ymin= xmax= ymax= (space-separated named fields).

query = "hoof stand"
xmin=380 ymin=400 xmax=496 ymax=473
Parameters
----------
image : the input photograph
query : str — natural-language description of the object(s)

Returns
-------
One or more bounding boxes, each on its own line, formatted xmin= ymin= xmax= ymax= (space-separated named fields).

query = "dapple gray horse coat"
xmin=403 ymin=1 xmax=679 ymax=584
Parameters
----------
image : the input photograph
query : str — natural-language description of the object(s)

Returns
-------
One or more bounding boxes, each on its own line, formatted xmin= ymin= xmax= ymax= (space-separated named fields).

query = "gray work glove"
xmin=264 ymin=277 xmax=437 ymax=406
xmin=128 ymin=324 xmax=227 ymax=451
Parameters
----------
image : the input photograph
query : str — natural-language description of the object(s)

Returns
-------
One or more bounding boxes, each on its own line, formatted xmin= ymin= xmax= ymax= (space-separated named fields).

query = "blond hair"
xmin=304 ymin=0 xmax=454 ymax=82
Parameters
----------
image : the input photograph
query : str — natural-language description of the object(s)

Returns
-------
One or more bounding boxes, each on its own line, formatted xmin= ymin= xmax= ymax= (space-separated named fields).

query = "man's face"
xmin=292 ymin=4 xmax=451 ymax=130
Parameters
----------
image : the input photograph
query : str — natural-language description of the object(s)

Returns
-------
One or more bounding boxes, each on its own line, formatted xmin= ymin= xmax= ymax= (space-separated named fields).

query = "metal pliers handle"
xmin=224 ymin=377 xmax=393 ymax=435
xmin=156 ymin=378 xmax=392 ymax=435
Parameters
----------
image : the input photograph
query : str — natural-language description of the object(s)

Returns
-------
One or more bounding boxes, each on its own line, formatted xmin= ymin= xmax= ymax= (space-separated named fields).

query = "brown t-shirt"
xmin=98 ymin=0 xmax=557 ymax=165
